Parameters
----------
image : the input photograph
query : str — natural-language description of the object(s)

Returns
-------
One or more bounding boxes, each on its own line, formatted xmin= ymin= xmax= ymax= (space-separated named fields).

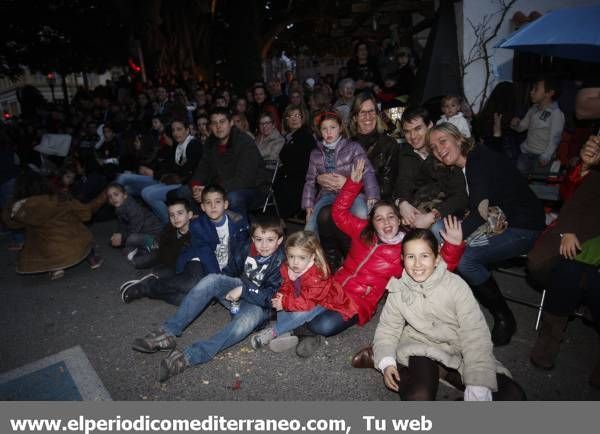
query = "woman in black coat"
xmin=273 ymin=104 xmax=316 ymax=218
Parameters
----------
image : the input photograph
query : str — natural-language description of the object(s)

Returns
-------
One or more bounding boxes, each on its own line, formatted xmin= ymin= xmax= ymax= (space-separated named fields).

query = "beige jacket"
xmin=373 ymin=261 xmax=510 ymax=391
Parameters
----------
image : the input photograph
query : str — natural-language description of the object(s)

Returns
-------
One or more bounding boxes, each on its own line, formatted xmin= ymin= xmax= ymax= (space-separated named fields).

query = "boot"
xmin=351 ymin=346 xmax=374 ymax=369
xmin=529 ymin=312 xmax=568 ymax=370
xmin=472 ymin=276 xmax=516 ymax=346
xmin=292 ymin=325 xmax=323 ymax=358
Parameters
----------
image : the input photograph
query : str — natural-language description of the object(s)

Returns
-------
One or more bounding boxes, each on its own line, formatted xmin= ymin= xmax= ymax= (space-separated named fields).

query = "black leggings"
xmin=317 ymin=205 xmax=350 ymax=257
xmin=397 ymin=356 xmax=526 ymax=401
xmin=544 ymin=258 xmax=600 ymax=324
xmin=144 ymin=261 xmax=206 ymax=306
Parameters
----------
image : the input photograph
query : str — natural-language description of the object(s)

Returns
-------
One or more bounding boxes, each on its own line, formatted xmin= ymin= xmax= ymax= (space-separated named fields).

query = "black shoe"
xmin=159 ymin=349 xmax=188 ymax=382
xmin=471 ymin=276 xmax=516 ymax=346
xmin=132 ymin=330 xmax=176 ymax=353
xmin=296 ymin=335 xmax=323 ymax=358
xmin=120 ymin=274 xmax=156 ymax=303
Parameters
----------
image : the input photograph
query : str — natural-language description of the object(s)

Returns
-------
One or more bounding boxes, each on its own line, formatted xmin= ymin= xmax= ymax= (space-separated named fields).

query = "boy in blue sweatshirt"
xmin=131 ymin=215 xmax=286 ymax=382
xmin=120 ymin=186 xmax=249 ymax=305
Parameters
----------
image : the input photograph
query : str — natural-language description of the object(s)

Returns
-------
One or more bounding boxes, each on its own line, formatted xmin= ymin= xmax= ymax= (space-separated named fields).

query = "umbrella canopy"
xmin=499 ymin=5 xmax=600 ymax=63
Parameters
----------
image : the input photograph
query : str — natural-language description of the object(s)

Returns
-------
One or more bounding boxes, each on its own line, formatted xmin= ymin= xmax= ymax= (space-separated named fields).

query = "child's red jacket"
xmin=279 ymin=263 xmax=358 ymax=320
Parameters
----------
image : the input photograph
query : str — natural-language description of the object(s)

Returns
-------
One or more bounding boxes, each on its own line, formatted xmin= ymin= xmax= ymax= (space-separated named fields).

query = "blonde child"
xmin=436 ymin=95 xmax=471 ymax=138
xmin=373 ymin=228 xmax=525 ymax=401
xmin=302 ymin=111 xmax=380 ymax=233
xmin=250 ymin=231 xmax=357 ymax=353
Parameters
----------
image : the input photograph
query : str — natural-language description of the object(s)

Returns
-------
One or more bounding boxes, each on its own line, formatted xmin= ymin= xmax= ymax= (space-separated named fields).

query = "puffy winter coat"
xmin=331 ymin=179 xmax=465 ymax=325
xmin=279 ymin=264 xmax=357 ymax=320
xmin=3 ymin=195 xmax=94 ymax=274
xmin=373 ymin=261 xmax=510 ymax=391
xmin=302 ymin=138 xmax=380 ymax=210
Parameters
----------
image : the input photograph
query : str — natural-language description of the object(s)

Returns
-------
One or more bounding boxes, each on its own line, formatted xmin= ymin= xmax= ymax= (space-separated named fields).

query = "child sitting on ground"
xmin=2 ymin=170 xmax=104 ymax=280
xmin=250 ymin=231 xmax=357 ymax=353
xmin=436 ymin=95 xmax=471 ymax=138
xmin=131 ymin=215 xmax=286 ymax=383
xmin=106 ymin=182 xmax=164 ymax=268
xmin=373 ymin=228 xmax=525 ymax=401
xmin=119 ymin=198 xmax=196 ymax=305
xmin=511 ymin=77 xmax=565 ymax=174
xmin=120 ymin=186 xmax=249 ymax=305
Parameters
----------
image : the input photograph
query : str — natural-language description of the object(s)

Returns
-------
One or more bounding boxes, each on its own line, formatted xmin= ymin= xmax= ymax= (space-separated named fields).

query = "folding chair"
xmin=262 ymin=160 xmax=280 ymax=216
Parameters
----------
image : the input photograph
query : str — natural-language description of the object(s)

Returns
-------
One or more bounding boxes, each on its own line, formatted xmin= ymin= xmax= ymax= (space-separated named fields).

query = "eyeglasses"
xmin=286 ymin=113 xmax=302 ymax=119
xmin=358 ymin=109 xmax=376 ymax=118
xmin=397 ymin=52 xmax=410 ymax=57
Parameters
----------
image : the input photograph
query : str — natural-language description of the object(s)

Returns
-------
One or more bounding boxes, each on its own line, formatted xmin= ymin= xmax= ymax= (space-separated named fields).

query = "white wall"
xmin=460 ymin=0 xmax=599 ymax=112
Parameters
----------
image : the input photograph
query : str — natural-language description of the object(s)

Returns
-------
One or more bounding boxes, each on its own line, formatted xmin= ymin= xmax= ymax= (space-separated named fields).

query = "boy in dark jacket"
xmin=121 ymin=186 xmax=249 ymax=305
xmin=119 ymin=198 xmax=197 ymax=305
xmin=132 ymin=215 xmax=286 ymax=382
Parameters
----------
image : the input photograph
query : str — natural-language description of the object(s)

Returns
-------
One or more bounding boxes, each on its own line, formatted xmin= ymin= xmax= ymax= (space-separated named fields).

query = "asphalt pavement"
xmin=1 ymin=219 xmax=599 ymax=401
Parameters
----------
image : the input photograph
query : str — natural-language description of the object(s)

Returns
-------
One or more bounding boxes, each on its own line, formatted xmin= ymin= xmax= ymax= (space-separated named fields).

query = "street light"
xmin=46 ymin=72 xmax=56 ymax=103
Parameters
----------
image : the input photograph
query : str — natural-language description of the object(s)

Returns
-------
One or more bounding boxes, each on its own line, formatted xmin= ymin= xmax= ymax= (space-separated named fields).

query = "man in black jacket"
xmin=189 ymin=107 xmax=269 ymax=217
xmin=393 ymin=106 xmax=468 ymax=228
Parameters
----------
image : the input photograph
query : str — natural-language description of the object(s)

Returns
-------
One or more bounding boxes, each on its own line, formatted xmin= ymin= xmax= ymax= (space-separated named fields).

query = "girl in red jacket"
xmin=250 ymin=231 xmax=357 ymax=354
xmin=294 ymin=159 xmax=464 ymax=358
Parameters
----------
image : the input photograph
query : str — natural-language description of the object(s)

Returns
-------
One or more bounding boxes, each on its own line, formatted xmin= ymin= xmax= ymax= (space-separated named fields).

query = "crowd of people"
xmin=1 ymin=47 xmax=600 ymax=400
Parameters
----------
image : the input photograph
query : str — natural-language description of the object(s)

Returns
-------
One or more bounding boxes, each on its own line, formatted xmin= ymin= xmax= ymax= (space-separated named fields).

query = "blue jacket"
xmin=228 ymin=240 xmax=286 ymax=308
xmin=176 ymin=210 xmax=249 ymax=274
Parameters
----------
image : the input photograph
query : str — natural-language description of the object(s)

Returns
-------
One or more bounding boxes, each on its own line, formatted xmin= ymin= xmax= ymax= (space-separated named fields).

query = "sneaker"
xmin=250 ymin=327 xmax=276 ymax=350
xmin=268 ymin=333 xmax=299 ymax=353
xmin=49 ymin=269 xmax=65 ymax=280
xmin=159 ymin=349 xmax=188 ymax=382
xmin=119 ymin=279 xmax=139 ymax=293
xmin=126 ymin=248 xmax=138 ymax=262
xmin=296 ymin=335 xmax=323 ymax=358
xmin=120 ymin=273 xmax=157 ymax=303
xmin=131 ymin=330 xmax=176 ymax=353
xmin=87 ymin=255 xmax=104 ymax=270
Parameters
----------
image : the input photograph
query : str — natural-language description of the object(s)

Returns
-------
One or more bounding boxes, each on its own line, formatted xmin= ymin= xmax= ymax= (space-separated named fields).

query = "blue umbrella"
xmin=498 ymin=4 xmax=600 ymax=63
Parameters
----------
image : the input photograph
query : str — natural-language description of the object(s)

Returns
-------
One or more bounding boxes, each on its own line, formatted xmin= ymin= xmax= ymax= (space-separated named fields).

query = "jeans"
xmin=146 ymin=262 xmax=206 ymax=306
xmin=458 ymin=227 xmax=540 ymax=286
xmin=305 ymin=192 xmax=368 ymax=234
xmin=430 ymin=219 xmax=445 ymax=244
xmin=227 ymin=188 xmax=265 ymax=219
xmin=516 ymin=152 xmax=550 ymax=176
xmin=162 ymin=274 xmax=269 ymax=366
xmin=0 ymin=177 xmax=24 ymax=244
xmin=115 ymin=173 xmax=157 ymax=196
xmin=274 ymin=305 xmax=326 ymax=336
xmin=306 ymin=309 xmax=358 ymax=337
xmin=141 ymin=183 xmax=181 ymax=224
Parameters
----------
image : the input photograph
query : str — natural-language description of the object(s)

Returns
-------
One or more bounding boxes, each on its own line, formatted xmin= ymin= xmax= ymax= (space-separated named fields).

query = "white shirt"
xmin=214 ymin=216 xmax=230 ymax=270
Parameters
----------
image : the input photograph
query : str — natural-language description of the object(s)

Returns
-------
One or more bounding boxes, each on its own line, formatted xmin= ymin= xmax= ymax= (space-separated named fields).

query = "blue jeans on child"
xmin=305 ymin=192 xmax=368 ymax=234
xmin=115 ymin=173 xmax=157 ymax=196
xmin=274 ymin=305 xmax=326 ymax=336
xmin=457 ymin=227 xmax=540 ymax=286
xmin=162 ymin=274 xmax=269 ymax=366
xmin=141 ymin=183 xmax=181 ymax=224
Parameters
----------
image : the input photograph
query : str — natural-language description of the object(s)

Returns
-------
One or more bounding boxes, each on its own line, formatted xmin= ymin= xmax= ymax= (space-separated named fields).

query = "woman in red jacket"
xmin=295 ymin=160 xmax=465 ymax=357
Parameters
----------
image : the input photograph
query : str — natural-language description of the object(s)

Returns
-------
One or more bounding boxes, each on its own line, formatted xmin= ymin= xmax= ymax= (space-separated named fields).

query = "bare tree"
xmin=461 ymin=0 xmax=517 ymax=112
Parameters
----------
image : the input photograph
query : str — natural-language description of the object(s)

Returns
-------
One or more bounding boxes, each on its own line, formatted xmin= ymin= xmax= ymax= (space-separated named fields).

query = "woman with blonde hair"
xmin=428 ymin=122 xmax=545 ymax=346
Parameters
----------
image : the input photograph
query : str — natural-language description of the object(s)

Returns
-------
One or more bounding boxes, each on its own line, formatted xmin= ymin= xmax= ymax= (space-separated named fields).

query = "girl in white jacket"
xmin=373 ymin=227 xmax=525 ymax=400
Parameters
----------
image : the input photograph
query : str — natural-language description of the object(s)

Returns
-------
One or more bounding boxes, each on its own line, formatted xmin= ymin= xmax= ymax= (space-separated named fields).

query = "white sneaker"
xmin=126 ymin=248 xmax=138 ymax=262
xmin=268 ymin=333 xmax=299 ymax=353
